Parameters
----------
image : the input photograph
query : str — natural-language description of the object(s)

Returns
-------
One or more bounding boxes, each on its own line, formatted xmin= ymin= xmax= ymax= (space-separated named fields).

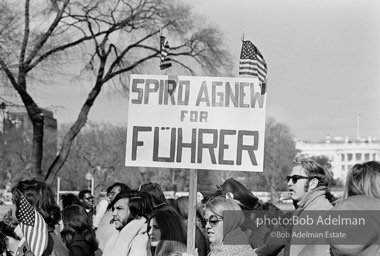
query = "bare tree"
xmin=248 ymin=117 xmax=297 ymax=199
xmin=58 ymin=123 xmax=142 ymax=194
xmin=0 ymin=0 xmax=232 ymax=183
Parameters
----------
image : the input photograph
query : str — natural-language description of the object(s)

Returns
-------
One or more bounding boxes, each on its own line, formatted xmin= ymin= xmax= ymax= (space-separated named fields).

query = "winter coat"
xmin=287 ymin=187 xmax=333 ymax=256
xmin=66 ymin=233 xmax=94 ymax=256
xmin=103 ymin=217 xmax=149 ymax=256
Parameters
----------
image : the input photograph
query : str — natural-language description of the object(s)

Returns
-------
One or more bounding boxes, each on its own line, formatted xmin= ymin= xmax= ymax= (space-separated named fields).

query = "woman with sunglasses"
xmin=147 ymin=207 xmax=187 ymax=256
xmin=204 ymin=196 xmax=255 ymax=256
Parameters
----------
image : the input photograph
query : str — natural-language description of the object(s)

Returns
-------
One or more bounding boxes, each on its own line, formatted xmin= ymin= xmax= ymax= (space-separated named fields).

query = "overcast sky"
xmin=30 ymin=0 xmax=380 ymax=142
xmin=192 ymin=0 xmax=380 ymax=141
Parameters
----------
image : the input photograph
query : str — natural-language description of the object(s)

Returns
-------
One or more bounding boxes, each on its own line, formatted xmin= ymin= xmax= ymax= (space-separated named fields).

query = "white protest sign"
xmin=125 ymin=74 xmax=266 ymax=172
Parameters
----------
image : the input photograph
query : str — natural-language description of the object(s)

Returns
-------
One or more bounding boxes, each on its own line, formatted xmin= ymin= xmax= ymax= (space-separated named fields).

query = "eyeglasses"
xmin=84 ymin=197 xmax=94 ymax=201
xmin=203 ymin=214 xmax=223 ymax=228
xmin=286 ymin=175 xmax=316 ymax=184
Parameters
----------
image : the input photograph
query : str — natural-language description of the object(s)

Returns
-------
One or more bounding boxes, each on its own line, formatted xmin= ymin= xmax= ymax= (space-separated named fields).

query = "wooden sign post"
xmin=187 ymin=169 xmax=198 ymax=254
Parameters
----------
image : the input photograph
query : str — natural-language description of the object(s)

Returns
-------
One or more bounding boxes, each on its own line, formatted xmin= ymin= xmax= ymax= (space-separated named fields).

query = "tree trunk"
xmin=30 ymin=114 xmax=44 ymax=178
xmin=45 ymin=91 xmax=99 ymax=184
xmin=14 ymin=80 xmax=45 ymax=179
xmin=46 ymin=57 xmax=107 ymax=184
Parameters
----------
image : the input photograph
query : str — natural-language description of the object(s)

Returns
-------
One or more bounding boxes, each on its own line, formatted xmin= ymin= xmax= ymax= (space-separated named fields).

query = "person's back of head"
xmin=11 ymin=179 xmax=61 ymax=228
xmin=174 ymin=196 xmax=189 ymax=219
xmin=138 ymin=182 xmax=167 ymax=209
xmin=221 ymin=178 xmax=259 ymax=210
xmin=344 ymin=161 xmax=380 ymax=199
xmin=61 ymin=205 xmax=92 ymax=233
xmin=166 ymin=198 xmax=176 ymax=209
xmin=61 ymin=205 xmax=98 ymax=252
xmin=61 ymin=193 xmax=83 ymax=209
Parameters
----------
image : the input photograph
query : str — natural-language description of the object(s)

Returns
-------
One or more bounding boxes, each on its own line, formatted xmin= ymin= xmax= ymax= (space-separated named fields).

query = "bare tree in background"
xmin=248 ymin=117 xmax=297 ymax=199
xmin=58 ymin=123 xmax=142 ymax=194
xmin=0 ymin=0 xmax=232 ymax=183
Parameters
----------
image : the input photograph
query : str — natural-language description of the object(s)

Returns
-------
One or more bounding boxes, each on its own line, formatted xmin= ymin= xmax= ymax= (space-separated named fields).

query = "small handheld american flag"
xmin=16 ymin=195 xmax=48 ymax=256
xmin=160 ymin=35 xmax=172 ymax=70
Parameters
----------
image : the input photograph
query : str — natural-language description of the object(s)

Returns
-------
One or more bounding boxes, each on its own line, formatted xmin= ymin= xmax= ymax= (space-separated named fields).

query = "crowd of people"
xmin=0 ymin=158 xmax=379 ymax=256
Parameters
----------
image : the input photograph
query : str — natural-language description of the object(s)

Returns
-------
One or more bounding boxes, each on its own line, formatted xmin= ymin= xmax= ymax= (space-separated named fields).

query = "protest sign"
xmin=125 ymin=74 xmax=266 ymax=172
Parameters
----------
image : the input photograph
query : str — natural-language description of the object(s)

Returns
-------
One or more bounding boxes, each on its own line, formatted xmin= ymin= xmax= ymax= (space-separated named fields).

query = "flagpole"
xmin=356 ymin=114 xmax=361 ymax=140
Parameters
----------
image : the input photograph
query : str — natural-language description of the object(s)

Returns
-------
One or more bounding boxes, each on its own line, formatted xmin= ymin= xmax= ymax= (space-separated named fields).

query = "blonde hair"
xmin=206 ymin=196 xmax=243 ymax=215
xmin=205 ymin=196 xmax=244 ymax=251
xmin=344 ymin=161 xmax=380 ymax=199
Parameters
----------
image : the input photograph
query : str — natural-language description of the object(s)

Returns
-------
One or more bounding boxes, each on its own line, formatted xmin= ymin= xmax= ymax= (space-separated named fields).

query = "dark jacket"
xmin=67 ymin=233 xmax=94 ymax=256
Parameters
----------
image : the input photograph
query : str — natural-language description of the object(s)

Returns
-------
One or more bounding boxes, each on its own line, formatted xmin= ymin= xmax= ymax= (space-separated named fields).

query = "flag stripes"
xmin=17 ymin=195 xmax=48 ymax=256
xmin=160 ymin=35 xmax=172 ymax=70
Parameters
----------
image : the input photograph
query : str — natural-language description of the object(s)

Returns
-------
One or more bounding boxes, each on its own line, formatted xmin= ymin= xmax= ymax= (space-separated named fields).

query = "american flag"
xmin=16 ymin=195 xmax=48 ymax=256
xmin=160 ymin=35 xmax=172 ymax=70
xmin=239 ymin=40 xmax=267 ymax=84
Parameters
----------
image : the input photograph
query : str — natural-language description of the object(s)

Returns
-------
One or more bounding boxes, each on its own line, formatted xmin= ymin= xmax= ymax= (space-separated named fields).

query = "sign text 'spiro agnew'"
xmin=125 ymin=74 xmax=266 ymax=172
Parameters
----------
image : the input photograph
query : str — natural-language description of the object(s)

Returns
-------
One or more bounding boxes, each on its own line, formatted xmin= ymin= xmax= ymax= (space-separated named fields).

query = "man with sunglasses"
xmin=285 ymin=158 xmax=333 ymax=256
xmin=78 ymin=189 xmax=95 ymax=221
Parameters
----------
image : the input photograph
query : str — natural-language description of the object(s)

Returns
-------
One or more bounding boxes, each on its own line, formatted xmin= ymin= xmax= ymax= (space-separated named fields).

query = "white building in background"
xmin=296 ymin=136 xmax=380 ymax=181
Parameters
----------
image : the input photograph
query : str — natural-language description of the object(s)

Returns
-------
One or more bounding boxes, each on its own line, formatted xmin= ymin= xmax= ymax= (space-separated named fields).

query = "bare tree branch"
xmin=1 ymin=0 xmax=232 ymax=181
